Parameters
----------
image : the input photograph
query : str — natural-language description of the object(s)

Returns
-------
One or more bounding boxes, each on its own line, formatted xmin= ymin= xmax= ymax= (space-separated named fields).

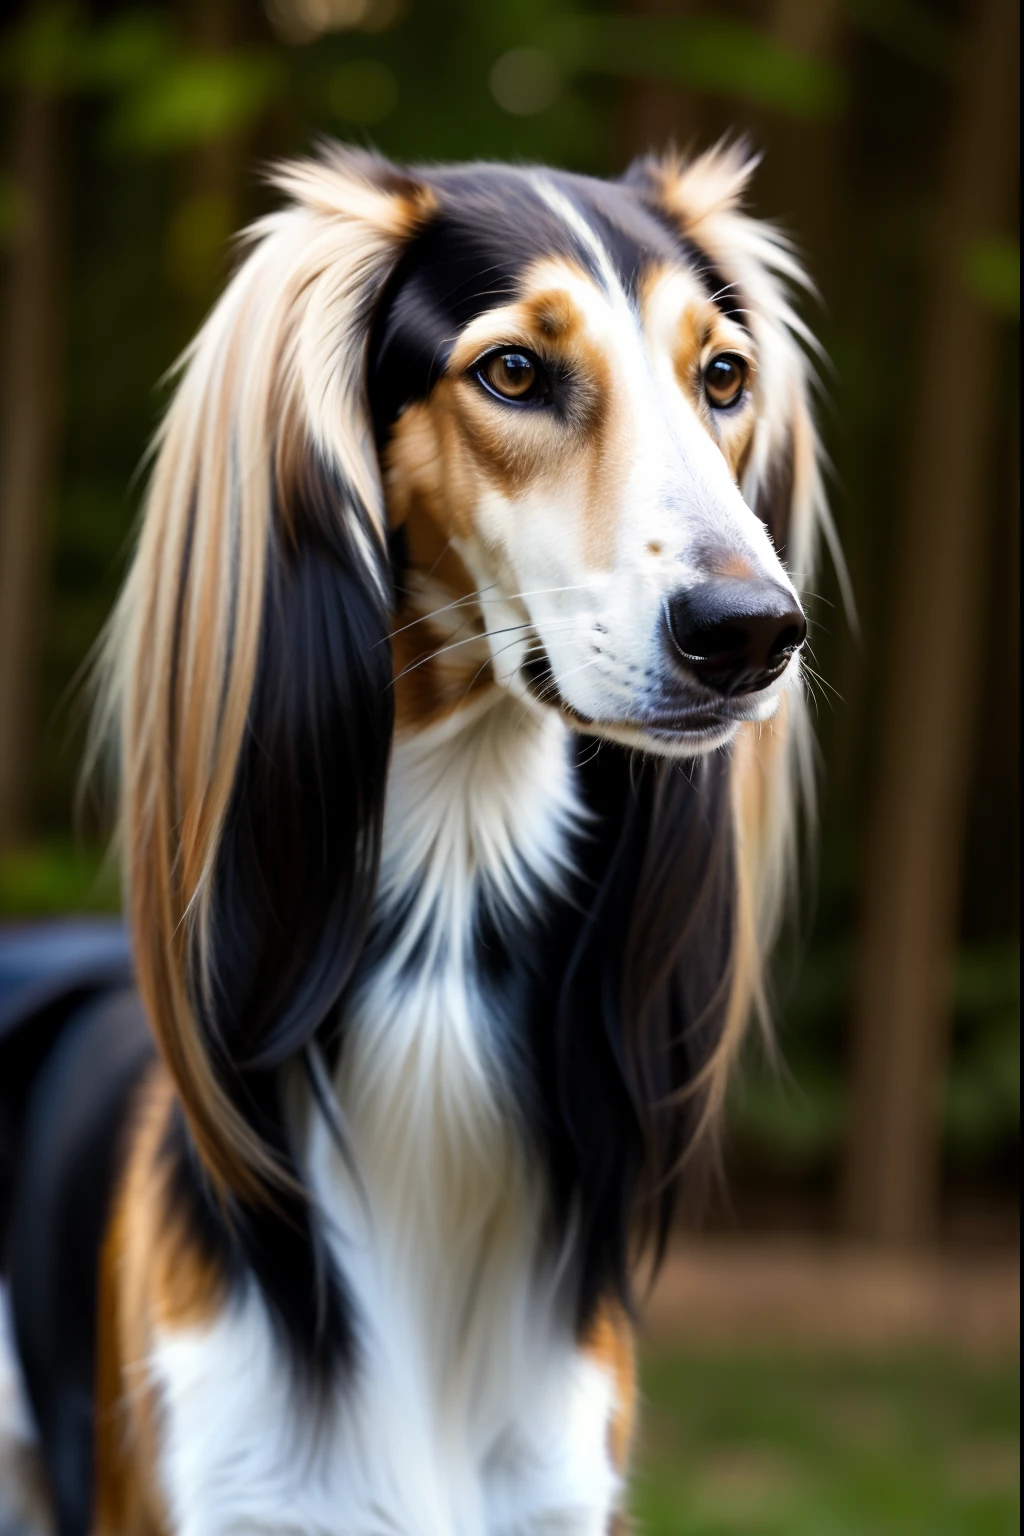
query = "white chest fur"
xmin=151 ymin=699 xmax=622 ymax=1535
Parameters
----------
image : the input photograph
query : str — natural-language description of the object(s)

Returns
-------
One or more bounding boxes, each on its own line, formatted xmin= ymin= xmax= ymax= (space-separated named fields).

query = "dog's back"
xmin=0 ymin=924 xmax=150 ymax=1536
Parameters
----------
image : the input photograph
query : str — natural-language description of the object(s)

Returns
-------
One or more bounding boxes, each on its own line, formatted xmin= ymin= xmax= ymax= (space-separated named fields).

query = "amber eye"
xmin=478 ymin=350 xmax=542 ymax=402
xmin=703 ymin=353 xmax=748 ymax=410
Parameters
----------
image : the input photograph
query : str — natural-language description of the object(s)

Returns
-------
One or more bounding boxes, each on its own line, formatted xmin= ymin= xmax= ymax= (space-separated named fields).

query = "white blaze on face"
xmin=448 ymin=192 xmax=799 ymax=742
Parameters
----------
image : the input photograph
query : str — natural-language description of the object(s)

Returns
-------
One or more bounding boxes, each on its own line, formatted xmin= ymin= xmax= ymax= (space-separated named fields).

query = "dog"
xmin=1 ymin=141 xmax=825 ymax=1534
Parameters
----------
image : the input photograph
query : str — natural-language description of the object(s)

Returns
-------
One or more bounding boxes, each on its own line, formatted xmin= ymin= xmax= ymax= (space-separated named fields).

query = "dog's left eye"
xmin=703 ymin=353 xmax=748 ymax=410
xmin=477 ymin=350 xmax=547 ymax=403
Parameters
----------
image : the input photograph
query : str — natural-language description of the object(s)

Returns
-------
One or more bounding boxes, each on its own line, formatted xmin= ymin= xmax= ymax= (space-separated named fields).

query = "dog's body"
xmin=1 ymin=145 xmax=825 ymax=1534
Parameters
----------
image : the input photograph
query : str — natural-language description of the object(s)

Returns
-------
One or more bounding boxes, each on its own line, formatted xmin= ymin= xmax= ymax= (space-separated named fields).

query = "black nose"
xmin=665 ymin=577 xmax=806 ymax=696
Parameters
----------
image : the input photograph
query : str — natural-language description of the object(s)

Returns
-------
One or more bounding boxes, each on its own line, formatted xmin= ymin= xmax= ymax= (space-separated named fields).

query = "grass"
xmin=632 ymin=1347 xmax=1019 ymax=1535
xmin=0 ymin=841 xmax=119 ymax=918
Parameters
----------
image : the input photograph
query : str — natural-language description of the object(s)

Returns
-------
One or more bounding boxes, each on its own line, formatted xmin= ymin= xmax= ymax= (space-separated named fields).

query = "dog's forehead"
xmin=423 ymin=165 xmax=684 ymax=298
xmin=367 ymin=166 xmax=725 ymax=444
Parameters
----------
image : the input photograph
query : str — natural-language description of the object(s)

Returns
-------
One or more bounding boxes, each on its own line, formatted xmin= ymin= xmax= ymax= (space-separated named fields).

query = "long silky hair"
xmin=95 ymin=144 xmax=826 ymax=1338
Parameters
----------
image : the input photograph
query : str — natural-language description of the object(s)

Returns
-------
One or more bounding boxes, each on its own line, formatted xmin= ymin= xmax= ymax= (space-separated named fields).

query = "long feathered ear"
xmin=629 ymin=139 xmax=830 ymax=584
xmin=629 ymin=141 xmax=837 ymax=1108
xmin=99 ymin=148 xmax=435 ymax=1202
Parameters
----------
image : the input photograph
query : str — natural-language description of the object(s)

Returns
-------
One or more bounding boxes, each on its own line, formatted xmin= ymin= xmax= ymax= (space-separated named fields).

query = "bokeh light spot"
xmin=489 ymin=47 xmax=561 ymax=117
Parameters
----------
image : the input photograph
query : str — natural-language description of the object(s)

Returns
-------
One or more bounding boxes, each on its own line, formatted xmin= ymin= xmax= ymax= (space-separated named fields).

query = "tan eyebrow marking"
xmin=673 ymin=304 xmax=707 ymax=391
xmin=521 ymin=287 xmax=582 ymax=342
xmin=639 ymin=261 xmax=759 ymax=486
xmin=443 ymin=255 xmax=603 ymax=376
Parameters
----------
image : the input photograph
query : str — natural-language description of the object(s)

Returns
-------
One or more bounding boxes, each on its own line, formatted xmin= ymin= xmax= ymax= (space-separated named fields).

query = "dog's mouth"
xmin=638 ymin=710 xmax=738 ymax=739
xmin=521 ymin=640 xmax=787 ymax=751
xmin=553 ymin=698 xmax=746 ymax=754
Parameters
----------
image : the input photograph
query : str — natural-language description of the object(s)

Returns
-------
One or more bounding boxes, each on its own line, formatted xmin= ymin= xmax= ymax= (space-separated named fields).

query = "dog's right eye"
xmin=476 ymin=350 xmax=548 ymax=404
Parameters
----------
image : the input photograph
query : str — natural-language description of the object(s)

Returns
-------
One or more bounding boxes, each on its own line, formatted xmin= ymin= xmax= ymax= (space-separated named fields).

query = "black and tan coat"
xmin=1 ymin=142 xmax=826 ymax=1535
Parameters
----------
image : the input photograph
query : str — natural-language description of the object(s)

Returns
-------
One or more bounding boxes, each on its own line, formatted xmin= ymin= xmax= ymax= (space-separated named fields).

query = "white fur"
xmin=150 ymin=697 xmax=622 ymax=1534
xmin=134 ymin=170 xmax=822 ymax=1530
xmin=0 ymin=1285 xmax=50 ymax=1536
xmin=436 ymin=204 xmax=804 ymax=762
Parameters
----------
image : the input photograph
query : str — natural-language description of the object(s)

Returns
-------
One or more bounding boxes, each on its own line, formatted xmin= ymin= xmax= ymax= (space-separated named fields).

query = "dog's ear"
xmin=627 ymin=141 xmax=833 ymax=1098
xmin=626 ymin=139 xmax=826 ymax=583
xmin=101 ymin=149 xmax=435 ymax=1200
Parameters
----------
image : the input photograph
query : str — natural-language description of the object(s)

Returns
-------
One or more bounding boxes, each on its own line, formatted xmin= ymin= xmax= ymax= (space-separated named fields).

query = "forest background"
xmin=0 ymin=0 xmax=1018 ymax=1259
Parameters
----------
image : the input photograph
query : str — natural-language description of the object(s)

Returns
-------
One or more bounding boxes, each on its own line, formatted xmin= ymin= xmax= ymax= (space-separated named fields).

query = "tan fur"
xmin=97 ymin=153 xmax=434 ymax=1204
xmin=88 ymin=148 xmax=825 ymax=1524
xmin=647 ymin=144 xmax=828 ymax=582
xmin=441 ymin=257 xmax=615 ymax=549
xmin=94 ymin=1070 xmax=202 ymax=1536
xmin=640 ymin=262 xmax=758 ymax=483
xmin=639 ymin=146 xmax=827 ymax=1118
xmin=362 ymin=155 xmax=820 ymax=1121
xmin=386 ymin=449 xmax=498 ymax=731
xmin=582 ymin=1304 xmax=638 ymax=1475
xmin=649 ymin=140 xmax=761 ymax=235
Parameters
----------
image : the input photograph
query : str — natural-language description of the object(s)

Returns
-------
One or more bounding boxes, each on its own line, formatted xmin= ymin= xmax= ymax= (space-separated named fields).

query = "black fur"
xmin=368 ymin=163 xmax=741 ymax=449
xmin=0 ymin=923 xmax=133 ymax=1272
xmin=3 ymin=155 xmax=749 ymax=1523
xmin=364 ymin=161 xmax=742 ymax=1332
xmin=474 ymin=745 xmax=734 ymax=1333
xmin=176 ymin=444 xmax=394 ymax=1384
xmin=620 ymin=154 xmax=750 ymax=326
xmin=8 ymin=987 xmax=153 ymax=1536
xmin=184 ymin=162 xmax=745 ymax=1377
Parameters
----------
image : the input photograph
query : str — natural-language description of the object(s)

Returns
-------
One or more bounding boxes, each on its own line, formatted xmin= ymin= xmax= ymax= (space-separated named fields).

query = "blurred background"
xmin=0 ymin=1 xmax=1018 ymax=1530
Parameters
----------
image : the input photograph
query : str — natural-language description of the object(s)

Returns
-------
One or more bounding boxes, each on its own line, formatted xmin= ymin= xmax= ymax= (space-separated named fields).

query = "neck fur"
xmin=318 ymin=691 xmax=582 ymax=1234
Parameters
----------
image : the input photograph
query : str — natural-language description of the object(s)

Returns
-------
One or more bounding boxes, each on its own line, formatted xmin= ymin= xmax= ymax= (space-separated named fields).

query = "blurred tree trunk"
xmin=168 ymin=0 xmax=249 ymax=325
xmin=616 ymin=0 xmax=703 ymax=167
xmin=0 ymin=13 xmax=65 ymax=851
xmin=842 ymin=0 xmax=1019 ymax=1246
xmin=760 ymin=0 xmax=843 ymax=269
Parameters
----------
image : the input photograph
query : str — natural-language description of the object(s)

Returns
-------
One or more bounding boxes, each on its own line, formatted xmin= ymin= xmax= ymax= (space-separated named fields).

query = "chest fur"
xmin=150 ymin=700 xmax=622 ymax=1532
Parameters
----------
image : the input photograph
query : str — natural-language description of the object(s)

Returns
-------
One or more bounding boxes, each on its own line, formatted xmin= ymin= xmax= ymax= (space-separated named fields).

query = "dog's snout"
xmin=665 ymin=577 xmax=806 ymax=696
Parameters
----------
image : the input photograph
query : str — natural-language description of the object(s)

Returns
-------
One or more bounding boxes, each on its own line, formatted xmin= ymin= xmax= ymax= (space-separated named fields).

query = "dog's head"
xmin=104 ymin=145 xmax=822 ymax=1202
xmin=372 ymin=151 xmax=814 ymax=753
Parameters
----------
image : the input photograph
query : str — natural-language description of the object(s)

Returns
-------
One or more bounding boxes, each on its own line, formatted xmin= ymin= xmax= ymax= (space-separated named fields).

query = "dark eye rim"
xmin=472 ymin=347 xmax=552 ymax=406
xmin=703 ymin=352 xmax=749 ymax=411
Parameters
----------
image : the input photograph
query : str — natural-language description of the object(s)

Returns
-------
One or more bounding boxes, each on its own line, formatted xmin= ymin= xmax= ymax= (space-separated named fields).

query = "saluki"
xmin=0 ymin=141 xmax=826 ymax=1535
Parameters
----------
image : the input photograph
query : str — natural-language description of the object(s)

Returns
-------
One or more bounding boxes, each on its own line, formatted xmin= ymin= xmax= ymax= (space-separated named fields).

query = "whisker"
xmin=380 ymin=585 xmax=498 ymax=645
xmin=387 ymin=625 xmax=530 ymax=687
xmin=522 ymin=655 xmax=599 ymax=718
xmin=800 ymin=659 xmax=843 ymax=705
xmin=461 ymin=631 xmax=561 ymax=697
xmin=386 ymin=582 xmax=592 ymax=643
xmin=706 ymin=279 xmax=741 ymax=306
xmin=390 ymin=619 xmax=579 ymax=690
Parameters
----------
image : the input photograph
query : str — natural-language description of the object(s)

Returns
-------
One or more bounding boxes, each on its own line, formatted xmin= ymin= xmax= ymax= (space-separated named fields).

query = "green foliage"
xmin=542 ymin=13 xmax=847 ymax=117
xmin=328 ymin=57 xmax=399 ymax=125
xmin=635 ymin=1347 xmax=1020 ymax=1535
xmin=73 ymin=9 xmax=175 ymax=91
xmin=0 ymin=0 xmax=1017 ymax=1194
xmin=2 ymin=6 xmax=286 ymax=153
xmin=964 ymin=238 xmax=1020 ymax=320
xmin=845 ymin=0 xmax=955 ymax=76
xmin=0 ymin=172 xmax=28 ymax=242
xmin=105 ymin=50 xmax=287 ymax=152
xmin=0 ymin=842 xmax=118 ymax=918
xmin=0 ymin=0 xmax=82 ymax=91
xmin=732 ymin=935 xmax=1020 ymax=1175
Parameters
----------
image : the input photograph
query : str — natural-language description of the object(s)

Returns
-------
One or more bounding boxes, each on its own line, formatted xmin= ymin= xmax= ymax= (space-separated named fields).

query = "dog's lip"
xmin=641 ymin=714 xmax=733 ymax=736
xmin=560 ymin=699 xmax=739 ymax=739
xmin=638 ymin=704 xmax=735 ymax=728
xmin=635 ymin=714 xmax=739 ymax=745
